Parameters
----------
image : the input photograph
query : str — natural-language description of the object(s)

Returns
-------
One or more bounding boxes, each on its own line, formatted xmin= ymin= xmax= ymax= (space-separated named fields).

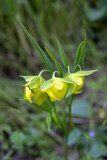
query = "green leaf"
xmin=66 ymin=85 xmax=75 ymax=98
xmin=67 ymin=128 xmax=82 ymax=146
xmin=18 ymin=18 xmax=54 ymax=73
xmin=73 ymin=41 xmax=83 ymax=72
xmin=73 ymin=70 xmax=97 ymax=76
xmin=72 ymin=99 xmax=91 ymax=118
xmin=21 ymin=76 xmax=36 ymax=82
xmin=40 ymin=78 xmax=54 ymax=90
xmin=45 ymin=47 xmax=63 ymax=77
xmin=10 ymin=131 xmax=26 ymax=144
xmin=89 ymin=143 xmax=107 ymax=158
xmin=31 ymin=102 xmax=51 ymax=113
xmin=52 ymin=111 xmax=61 ymax=128
xmin=57 ymin=40 xmax=69 ymax=69
xmin=46 ymin=114 xmax=52 ymax=131
xmin=79 ymin=33 xmax=86 ymax=69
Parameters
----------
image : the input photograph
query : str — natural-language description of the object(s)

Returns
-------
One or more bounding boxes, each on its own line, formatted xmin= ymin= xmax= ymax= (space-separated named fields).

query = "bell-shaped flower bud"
xmin=24 ymin=86 xmax=33 ymax=103
xmin=65 ymin=70 xmax=97 ymax=95
xmin=22 ymin=72 xmax=48 ymax=105
xmin=41 ymin=73 xmax=68 ymax=101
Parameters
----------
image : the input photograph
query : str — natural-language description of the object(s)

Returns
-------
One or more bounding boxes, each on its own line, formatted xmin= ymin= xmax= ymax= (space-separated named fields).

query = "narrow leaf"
xmin=79 ymin=33 xmax=86 ymax=69
xmin=28 ymin=102 xmax=51 ymax=113
xmin=73 ymin=41 xmax=83 ymax=72
xmin=46 ymin=114 xmax=52 ymax=131
xmin=18 ymin=18 xmax=54 ymax=73
xmin=52 ymin=112 xmax=61 ymax=128
xmin=45 ymin=47 xmax=63 ymax=77
xmin=57 ymin=40 xmax=69 ymax=69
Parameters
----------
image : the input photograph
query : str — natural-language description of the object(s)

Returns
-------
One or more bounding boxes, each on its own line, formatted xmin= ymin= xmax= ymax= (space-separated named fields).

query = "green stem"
xmin=64 ymin=95 xmax=74 ymax=160
xmin=64 ymin=95 xmax=84 ymax=159
xmin=68 ymin=94 xmax=74 ymax=133
xmin=70 ymin=96 xmax=84 ymax=158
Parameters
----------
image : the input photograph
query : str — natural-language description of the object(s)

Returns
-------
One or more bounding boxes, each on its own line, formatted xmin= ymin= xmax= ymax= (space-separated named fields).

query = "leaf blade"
xmin=18 ymin=18 xmax=54 ymax=73
xmin=79 ymin=33 xmax=86 ymax=69
xmin=57 ymin=40 xmax=69 ymax=69
xmin=45 ymin=47 xmax=63 ymax=77
xmin=73 ymin=41 xmax=83 ymax=72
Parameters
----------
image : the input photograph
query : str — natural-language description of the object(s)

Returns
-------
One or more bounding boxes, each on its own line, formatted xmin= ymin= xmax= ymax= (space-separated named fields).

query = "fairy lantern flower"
xmin=65 ymin=70 xmax=97 ymax=97
xmin=41 ymin=72 xmax=69 ymax=101
xmin=22 ymin=72 xmax=47 ymax=105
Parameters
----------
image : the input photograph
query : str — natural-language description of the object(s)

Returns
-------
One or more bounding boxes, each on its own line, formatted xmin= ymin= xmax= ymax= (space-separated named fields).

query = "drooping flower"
xmin=22 ymin=74 xmax=47 ymax=105
xmin=65 ymin=70 xmax=97 ymax=96
xmin=41 ymin=74 xmax=68 ymax=101
xmin=24 ymin=86 xmax=33 ymax=103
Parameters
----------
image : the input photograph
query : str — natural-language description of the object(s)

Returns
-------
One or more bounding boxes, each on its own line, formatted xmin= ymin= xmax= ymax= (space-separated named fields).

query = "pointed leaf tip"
xmin=18 ymin=19 xmax=54 ymax=73
xmin=45 ymin=47 xmax=63 ymax=77
xmin=78 ymin=32 xmax=86 ymax=69
xmin=57 ymin=40 xmax=69 ymax=69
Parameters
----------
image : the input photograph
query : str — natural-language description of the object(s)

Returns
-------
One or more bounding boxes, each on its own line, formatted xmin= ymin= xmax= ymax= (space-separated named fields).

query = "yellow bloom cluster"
xmin=22 ymin=70 xmax=97 ymax=105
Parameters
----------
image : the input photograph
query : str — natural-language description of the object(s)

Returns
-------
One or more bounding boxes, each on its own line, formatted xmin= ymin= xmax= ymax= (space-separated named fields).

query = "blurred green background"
xmin=0 ymin=0 xmax=107 ymax=160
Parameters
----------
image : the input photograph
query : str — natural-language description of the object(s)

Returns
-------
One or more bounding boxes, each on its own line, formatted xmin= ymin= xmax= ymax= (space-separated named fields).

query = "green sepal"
xmin=45 ymin=47 xmax=63 ymax=77
xmin=66 ymin=85 xmax=76 ymax=98
xmin=46 ymin=114 xmax=52 ymax=132
xmin=21 ymin=76 xmax=36 ymax=82
xmin=18 ymin=18 xmax=54 ymax=73
xmin=25 ymin=76 xmax=40 ymax=89
xmin=60 ymin=77 xmax=78 ymax=84
xmin=73 ymin=70 xmax=97 ymax=76
xmin=73 ymin=41 xmax=83 ymax=72
xmin=57 ymin=40 xmax=69 ymax=69
xmin=40 ymin=78 xmax=54 ymax=90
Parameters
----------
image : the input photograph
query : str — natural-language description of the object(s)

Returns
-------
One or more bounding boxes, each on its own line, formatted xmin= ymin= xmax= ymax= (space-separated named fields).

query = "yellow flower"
xmin=66 ymin=74 xmax=84 ymax=94
xmin=24 ymin=86 xmax=33 ymax=103
xmin=23 ymin=75 xmax=47 ymax=105
xmin=33 ymin=89 xmax=47 ymax=105
xmin=41 ymin=77 xmax=68 ymax=101
xmin=65 ymin=70 xmax=97 ymax=95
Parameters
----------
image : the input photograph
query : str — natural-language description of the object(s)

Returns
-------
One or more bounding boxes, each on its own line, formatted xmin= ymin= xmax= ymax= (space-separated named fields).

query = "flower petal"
xmin=24 ymin=87 xmax=33 ymax=103
xmin=54 ymin=78 xmax=64 ymax=90
xmin=73 ymin=89 xmax=83 ymax=94
xmin=40 ymin=78 xmax=54 ymax=92
xmin=33 ymin=90 xmax=47 ymax=105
